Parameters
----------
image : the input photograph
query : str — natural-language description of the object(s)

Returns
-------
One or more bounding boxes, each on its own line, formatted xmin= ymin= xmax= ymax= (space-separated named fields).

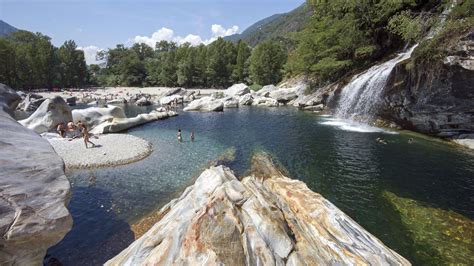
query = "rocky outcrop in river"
xmin=380 ymin=32 xmax=474 ymax=139
xmin=0 ymin=84 xmax=72 ymax=265
xmin=107 ymin=152 xmax=410 ymax=265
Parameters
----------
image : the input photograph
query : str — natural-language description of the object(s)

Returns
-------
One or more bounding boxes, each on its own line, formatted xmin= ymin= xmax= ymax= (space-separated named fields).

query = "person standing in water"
xmin=190 ymin=131 xmax=195 ymax=142
xmin=177 ymin=129 xmax=182 ymax=142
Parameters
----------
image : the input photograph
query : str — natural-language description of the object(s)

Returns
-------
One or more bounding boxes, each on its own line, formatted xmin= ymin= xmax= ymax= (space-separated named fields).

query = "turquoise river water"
xmin=44 ymin=105 xmax=474 ymax=265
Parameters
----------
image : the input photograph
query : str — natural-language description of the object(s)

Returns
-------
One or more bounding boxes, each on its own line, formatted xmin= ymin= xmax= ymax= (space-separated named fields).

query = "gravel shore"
xmin=48 ymin=134 xmax=152 ymax=169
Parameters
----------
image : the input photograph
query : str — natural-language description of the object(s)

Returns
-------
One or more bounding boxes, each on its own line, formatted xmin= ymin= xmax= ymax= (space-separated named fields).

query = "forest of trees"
xmin=1 ymin=0 xmax=471 ymax=91
xmin=0 ymin=31 xmax=88 ymax=90
xmin=91 ymin=38 xmax=287 ymax=89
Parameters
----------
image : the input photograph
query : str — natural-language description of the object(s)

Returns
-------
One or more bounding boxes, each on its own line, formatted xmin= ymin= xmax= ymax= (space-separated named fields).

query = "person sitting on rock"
xmin=80 ymin=124 xmax=96 ymax=148
xmin=56 ymin=122 xmax=66 ymax=138
xmin=66 ymin=121 xmax=81 ymax=140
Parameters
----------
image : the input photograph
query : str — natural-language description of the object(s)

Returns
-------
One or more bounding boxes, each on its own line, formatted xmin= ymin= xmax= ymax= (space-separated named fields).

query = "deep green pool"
xmin=45 ymin=106 xmax=474 ymax=265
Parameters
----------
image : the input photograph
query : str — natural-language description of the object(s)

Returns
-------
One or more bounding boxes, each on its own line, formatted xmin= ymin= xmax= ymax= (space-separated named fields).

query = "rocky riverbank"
xmin=0 ymin=84 xmax=72 ymax=265
xmin=107 ymin=152 xmax=410 ymax=265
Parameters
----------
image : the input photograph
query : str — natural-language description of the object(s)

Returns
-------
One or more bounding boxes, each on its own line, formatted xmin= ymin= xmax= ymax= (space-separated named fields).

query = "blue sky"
xmin=1 ymin=0 xmax=304 ymax=63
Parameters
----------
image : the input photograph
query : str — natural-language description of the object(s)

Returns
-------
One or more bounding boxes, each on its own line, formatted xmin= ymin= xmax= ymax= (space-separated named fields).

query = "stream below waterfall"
xmin=42 ymin=105 xmax=474 ymax=265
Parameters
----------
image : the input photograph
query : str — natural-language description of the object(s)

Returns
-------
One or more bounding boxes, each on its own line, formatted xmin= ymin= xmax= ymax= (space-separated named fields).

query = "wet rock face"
xmin=381 ymin=33 xmax=474 ymax=138
xmin=107 ymin=152 xmax=410 ymax=266
xmin=0 ymin=84 xmax=72 ymax=265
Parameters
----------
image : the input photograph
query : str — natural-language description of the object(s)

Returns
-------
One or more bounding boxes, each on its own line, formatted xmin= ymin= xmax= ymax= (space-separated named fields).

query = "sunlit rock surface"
xmin=90 ymin=110 xmax=177 ymax=134
xmin=19 ymin=96 xmax=72 ymax=134
xmin=0 ymin=84 xmax=72 ymax=265
xmin=383 ymin=191 xmax=474 ymax=265
xmin=225 ymin=83 xmax=250 ymax=97
xmin=72 ymin=105 xmax=126 ymax=129
xmin=107 ymin=152 xmax=410 ymax=266
xmin=183 ymin=96 xmax=224 ymax=112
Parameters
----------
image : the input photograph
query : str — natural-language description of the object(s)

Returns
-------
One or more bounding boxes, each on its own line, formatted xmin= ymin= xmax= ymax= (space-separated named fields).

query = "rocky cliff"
xmin=380 ymin=32 xmax=474 ymax=138
xmin=0 ymin=84 xmax=72 ymax=265
xmin=107 ymin=152 xmax=410 ymax=265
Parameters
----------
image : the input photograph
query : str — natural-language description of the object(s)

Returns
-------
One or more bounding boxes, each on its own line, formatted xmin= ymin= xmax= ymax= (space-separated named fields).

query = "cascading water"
xmin=335 ymin=45 xmax=417 ymax=121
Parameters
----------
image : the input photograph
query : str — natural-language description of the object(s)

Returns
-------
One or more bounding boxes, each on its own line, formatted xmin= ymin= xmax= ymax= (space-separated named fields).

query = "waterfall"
xmin=335 ymin=45 xmax=417 ymax=121
xmin=334 ymin=0 xmax=457 ymax=122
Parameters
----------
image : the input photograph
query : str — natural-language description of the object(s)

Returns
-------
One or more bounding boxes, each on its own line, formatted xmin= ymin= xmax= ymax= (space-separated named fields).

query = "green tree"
xmin=58 ymin=40 xmax=88 ymax=88
xmin=232 ymin=40 xmax=251 ymax=83
xmin=249 ymin=40 xmax=287 ymax=85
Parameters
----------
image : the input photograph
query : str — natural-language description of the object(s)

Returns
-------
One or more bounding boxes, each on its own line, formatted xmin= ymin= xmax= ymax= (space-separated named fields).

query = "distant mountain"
xmin=225 ymin=3 xmax=312 ymax=46
xmin=0 ymin=20 xmax=19 ymax=37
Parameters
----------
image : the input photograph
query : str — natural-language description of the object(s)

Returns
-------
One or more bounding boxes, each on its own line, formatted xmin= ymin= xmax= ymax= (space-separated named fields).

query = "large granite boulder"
xmin=19 ymin=96 xmax=73 ymax=134
xmin=269 ymin=86 xmax=304 ymax=103
xmin=0 ymin=84 xmax=21 ymax=115
xmin=256 ymin=85 xmax=277 ymax=97
xmin=0 ymin=85 xmax=72 ymax=265
xmin=159 ymin=95 xmax=183 ymax=105
xmin=17 ymin=93 xmax=46 ymax=112
xmin=90 ymin=110 xmax=178 ymax=134
xmin=225 ymin=83 xmax=250 ymax=97
xmin=107 ymin=152 xmax=410 ymax=266
xmin=136 ymin=97 xmax=152 ymax=106
xmin=183 ymin=96 xmax=224 ymax=112
xmin=238 ymin=93 xmax=253 ymax=106
xmin=222 ymin=97 xmax=239 ymax=108
xmin=251 ymin=96 xmax=279 ymax=107
xmin=72 ymin=105 xmax=126 ymax=129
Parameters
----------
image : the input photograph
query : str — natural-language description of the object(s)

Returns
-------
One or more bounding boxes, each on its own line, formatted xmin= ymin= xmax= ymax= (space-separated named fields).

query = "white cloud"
xmin=78 ymin=45 xmax=103 ymax=65
xmin=211 ymin=24 xmax=239 ymax=38
xmin=133 ymin=24 xmax=239 ymax=48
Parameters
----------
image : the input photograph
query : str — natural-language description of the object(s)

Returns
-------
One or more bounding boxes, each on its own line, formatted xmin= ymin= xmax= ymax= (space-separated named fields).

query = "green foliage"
xmin=413 ymin=0 xmax=474 ymax=64
xmin=287 ymin=0 xmax=443 ymax=86
xmin=0 ymin=30 xmax=88 ymax=90
xmin=226 ymin=3 xmax=312 ymax=47
xmin=249 ymin=84 xmax=263 ymax=91
xmin=249 ymin=40 xmax=287 ymax=85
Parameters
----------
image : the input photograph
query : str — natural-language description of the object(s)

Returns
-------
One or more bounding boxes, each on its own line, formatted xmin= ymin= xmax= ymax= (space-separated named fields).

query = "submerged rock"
xmin=107 ymin=152 xmax=410 ymax=265
xmin=0 ymin=84 xmax=72 ymax=265
xmin=19 ymin=96 xmax=73 ymax=134
xmin=183 ymin=96 xmax=224 ymax=112
xmin=383 ymin=191 xmax=474 ymax=265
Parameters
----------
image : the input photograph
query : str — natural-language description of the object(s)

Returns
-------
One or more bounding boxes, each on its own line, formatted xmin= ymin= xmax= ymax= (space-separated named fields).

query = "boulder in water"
xmin=19 ymin=96 xmax=72 ymax=134
xmin=183 ymin=96 xmax=224 ymax=112
xmin=225 ymin=83 xmax=250 ymax=97
xmin=106 ymin=152 xmax=410 ymax=265
xmin=222 ymin=97 xmax=239 ymax=108
xmin=238 ymin=93 xmax=253 ymax=105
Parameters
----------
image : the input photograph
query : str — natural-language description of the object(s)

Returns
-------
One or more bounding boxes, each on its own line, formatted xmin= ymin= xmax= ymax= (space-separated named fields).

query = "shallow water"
xmin=46 ymin=106 xmax=474 ymax=265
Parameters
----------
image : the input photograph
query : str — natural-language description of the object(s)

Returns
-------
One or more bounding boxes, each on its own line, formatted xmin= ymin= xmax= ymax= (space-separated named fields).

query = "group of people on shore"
xmin=56 ymin=121 xmax=96 ymax=148
xmin=177 ymin=129 xmax=194 ymax=142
